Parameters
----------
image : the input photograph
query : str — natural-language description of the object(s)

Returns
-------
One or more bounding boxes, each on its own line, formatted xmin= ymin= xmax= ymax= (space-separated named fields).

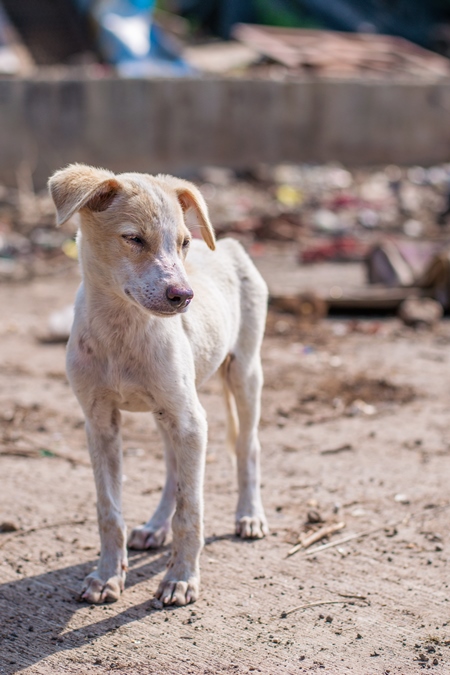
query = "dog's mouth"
xmin=124 ymin=288 xmax=190 ymax=316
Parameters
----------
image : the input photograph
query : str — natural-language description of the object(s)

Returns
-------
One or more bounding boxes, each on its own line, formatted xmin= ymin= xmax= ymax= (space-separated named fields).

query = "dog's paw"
xmin=127 ymin=523 xmax=169 ymax=550
xmin=235 ymin=515 xmax=269 ymax=539
xmin=155 ymin=575 xmax=199 ymax=606
xmin=81 ymin=571 xmax=124 ymax=604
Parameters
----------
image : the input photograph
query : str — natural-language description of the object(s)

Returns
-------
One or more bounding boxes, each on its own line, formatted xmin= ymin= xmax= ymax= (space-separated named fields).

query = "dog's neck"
xmin=82 ymin=280 xmax=153 ymax=348
xmin=78 ymin=247 xmax=155 ymax=348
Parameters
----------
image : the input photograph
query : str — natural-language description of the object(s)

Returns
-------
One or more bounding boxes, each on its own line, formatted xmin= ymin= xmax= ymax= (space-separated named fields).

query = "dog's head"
xmin=48 ymin=164 xmax=215 ymax=317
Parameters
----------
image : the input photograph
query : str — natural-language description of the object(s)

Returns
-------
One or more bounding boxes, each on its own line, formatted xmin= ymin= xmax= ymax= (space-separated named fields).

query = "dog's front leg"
xmin=155 ymin=404 xmax=207 ymax=606
xmin=82 ymin=407 xmax=127 ymax=603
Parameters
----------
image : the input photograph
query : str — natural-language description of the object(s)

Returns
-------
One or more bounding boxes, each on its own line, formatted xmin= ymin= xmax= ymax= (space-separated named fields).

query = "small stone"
xmin=398 ymin=297 xmax=443 ymax=329
xmin=325 ymin=616 xmax=333 ymax=623
xmin=307 ymin=510 xmax=323 ymax=524
xmin=403 ymin=219 xmax=423 ymax=238
xmin=0 ymin=521 xmax=18 ymax=533
xmin=149 ymin=598 xmax=163 ymax=610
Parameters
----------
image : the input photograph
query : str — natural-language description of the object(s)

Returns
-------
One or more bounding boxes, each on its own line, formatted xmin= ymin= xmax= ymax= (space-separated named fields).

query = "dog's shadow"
xmin=0 ymin=548 xmax=169 ymax=674
xmin=0 ymin=532 xmax=251 ymax=673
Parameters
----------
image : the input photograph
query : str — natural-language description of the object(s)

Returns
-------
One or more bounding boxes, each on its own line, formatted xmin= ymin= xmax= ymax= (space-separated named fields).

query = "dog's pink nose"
xmin=166 ymin=285 xmax=194 ymax=308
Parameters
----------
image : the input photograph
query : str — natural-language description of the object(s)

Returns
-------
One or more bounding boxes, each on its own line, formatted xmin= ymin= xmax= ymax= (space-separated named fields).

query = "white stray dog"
xmin=48 ymin=164 xmax=268 ymax=606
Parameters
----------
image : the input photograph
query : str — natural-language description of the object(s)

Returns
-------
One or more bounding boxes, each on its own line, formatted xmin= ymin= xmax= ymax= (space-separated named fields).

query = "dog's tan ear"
xmin=159 ymin=175 xmax=216 ymax=251
xmin=48 ymin=163 xmax=120 ymax=226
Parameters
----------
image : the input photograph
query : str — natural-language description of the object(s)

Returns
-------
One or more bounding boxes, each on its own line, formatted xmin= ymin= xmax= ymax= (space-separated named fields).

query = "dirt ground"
xmin=1 ymin=257 xmax=450 ymax=675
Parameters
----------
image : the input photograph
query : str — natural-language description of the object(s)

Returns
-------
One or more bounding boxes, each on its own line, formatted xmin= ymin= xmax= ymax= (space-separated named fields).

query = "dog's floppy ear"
xmin=159 ymin=175 xmax=216 ymax=251
xmin=48 ymin=163 xmax=120 ymax=227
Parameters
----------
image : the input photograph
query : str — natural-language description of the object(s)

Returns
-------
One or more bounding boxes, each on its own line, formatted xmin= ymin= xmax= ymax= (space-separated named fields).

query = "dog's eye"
xmin=182 ymin=238 xmax=191 ymax=249
xmin=123 ymin=235 xmax=144 ymax=246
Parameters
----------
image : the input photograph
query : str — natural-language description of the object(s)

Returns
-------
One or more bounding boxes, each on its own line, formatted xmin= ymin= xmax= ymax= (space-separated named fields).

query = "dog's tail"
xmin=220 ymin=355 xmax=239 ymax=467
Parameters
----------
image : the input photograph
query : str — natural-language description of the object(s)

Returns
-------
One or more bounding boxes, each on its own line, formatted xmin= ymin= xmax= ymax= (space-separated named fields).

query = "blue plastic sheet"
xmin=73 ymin=0 xmax=194 ymax=76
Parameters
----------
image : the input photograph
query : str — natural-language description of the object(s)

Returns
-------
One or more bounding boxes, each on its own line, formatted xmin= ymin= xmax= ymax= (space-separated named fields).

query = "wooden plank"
xmin=233 ymin=24 xmax=450 ymax=77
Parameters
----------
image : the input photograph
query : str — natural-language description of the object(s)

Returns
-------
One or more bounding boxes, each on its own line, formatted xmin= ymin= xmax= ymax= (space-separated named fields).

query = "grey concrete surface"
xmin=1 ymin=74 xmax=450 ymax=188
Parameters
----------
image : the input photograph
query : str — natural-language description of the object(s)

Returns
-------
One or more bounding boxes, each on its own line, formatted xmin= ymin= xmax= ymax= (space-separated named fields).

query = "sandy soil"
xmin=1 ymin=263 xmax=450 ymax=674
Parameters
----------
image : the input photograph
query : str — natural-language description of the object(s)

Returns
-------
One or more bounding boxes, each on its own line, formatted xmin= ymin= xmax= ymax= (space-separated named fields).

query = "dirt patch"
xmin=304 ymin=374 xmax=417 ymax=407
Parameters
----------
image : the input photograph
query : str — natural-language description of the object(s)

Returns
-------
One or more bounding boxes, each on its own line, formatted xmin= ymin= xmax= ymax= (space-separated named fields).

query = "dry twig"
xmin=281 ymin=598 xmax=367 ymax=619
xmin=302 ymin=525 xmax=387 ymax=557
xmin=320 ymin=443 xmax=353 ymax=455
xmin=287 ymin=521 xmax=345 ymax=557
xmin=297 ymin=502 xmax=450 ymax=558
xmin=0 ymin=436 xmax=90 ymax=467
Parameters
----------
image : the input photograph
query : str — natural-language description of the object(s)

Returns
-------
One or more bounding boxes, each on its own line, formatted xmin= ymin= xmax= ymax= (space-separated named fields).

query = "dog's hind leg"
xmin=128 ymin=422 xmax=176 ymax=550
xmin=220 ymin=355 xmax=239 ymax=466
xmin=227 ymin=354 xmax=268 ymax=539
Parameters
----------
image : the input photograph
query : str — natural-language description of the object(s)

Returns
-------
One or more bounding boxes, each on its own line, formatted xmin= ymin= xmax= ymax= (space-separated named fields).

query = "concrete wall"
xmin=1 ymin=74 xmax=450 ymax=188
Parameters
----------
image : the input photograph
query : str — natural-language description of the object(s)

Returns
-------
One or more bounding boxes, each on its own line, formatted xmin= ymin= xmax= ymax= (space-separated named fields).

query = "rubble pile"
xmin=203 ymin=163 xmax=450 ymax=250
xmin=1 ymin=162 xmax=450 ymax=287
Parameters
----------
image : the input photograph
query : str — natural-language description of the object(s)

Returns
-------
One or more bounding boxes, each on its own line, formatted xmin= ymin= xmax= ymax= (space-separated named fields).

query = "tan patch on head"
xmin=154 ymin=175 xmax=216 ymax=251
xmin=48 ymin=164 xmax=117 ymax=226
xmin=84 ymin=179 xmax=120 ymax=213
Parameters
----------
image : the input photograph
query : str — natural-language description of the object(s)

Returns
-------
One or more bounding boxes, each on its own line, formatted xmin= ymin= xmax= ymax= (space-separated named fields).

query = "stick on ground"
xmin=287 ymin=521 xmax=346 ymax=557
xmin=280 ymin=598 xmax=367 ymax=619
xmin=320 ymin=443 xmax=353 ymax=455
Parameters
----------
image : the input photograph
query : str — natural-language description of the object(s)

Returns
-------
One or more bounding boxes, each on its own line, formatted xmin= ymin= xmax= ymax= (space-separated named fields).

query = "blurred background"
xmin=1 ymin=0 xmax=450 ymax=319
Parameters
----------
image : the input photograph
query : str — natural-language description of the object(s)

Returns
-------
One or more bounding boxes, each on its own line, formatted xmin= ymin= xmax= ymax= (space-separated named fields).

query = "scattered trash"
xmin=270 ymin=292 xmax=327 ymax=321
xmin=38 ymin=305 xmax=74 ymax=344
xmin=312 ymin=209 xmax=342 ymax=233
xmin=62 ymin=239 xmax=78 ymax=260
xmin=398 ymin=297 xmax=443 ymax=328
xmin=347 ymin=399 xmax=377 ymax=416
xmin=394 ymin=494 xmax=411 ymax=505
xmin=254 ymin=214 xmax=303 ymax=242
xmin=79 ymin=0 xmax=194 ymax=77
xmin=276 ymin=185 xmax=303 ymax=208
xmin=300 ymin=236 xmax=368 ymax=264
xmin=366 ymin=241 xmax=417 ymax=287
xmin=403 ymin=219 xmax=423 ymax=238
xmin=183 ymin=41 xmax=259 ymax=74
